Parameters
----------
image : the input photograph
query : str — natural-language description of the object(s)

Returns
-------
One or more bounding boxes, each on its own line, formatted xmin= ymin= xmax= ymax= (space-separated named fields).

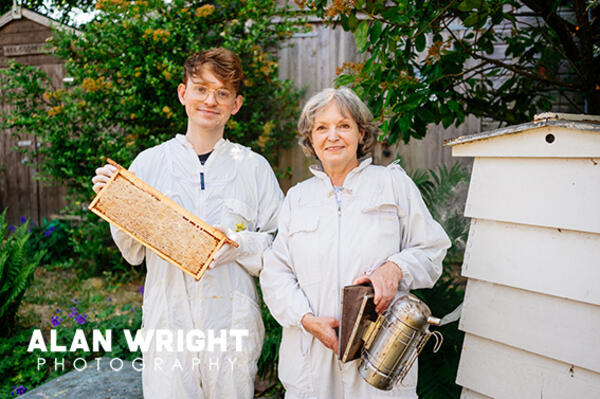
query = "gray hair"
xmin=297 ymin=87 xmax=378 ymax=159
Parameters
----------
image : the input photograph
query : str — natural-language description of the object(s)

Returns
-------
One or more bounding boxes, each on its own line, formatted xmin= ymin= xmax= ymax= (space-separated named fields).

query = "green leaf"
xmin=415 ymin=34 xmax=426 ymax=52
xmin=463 ymin=12 xmax=480 ymax=27
xmin=418 ymin=107 xmax=435 ymax=123
xmin=442 ymin=114 xmax=454 ymax=129
xmin=369 ymin=20 xmax=383 ymax=44
xmin=335 ymin=74 xmax=356 ymax=86
xmin=355 ymin=21 xmax=369 ymax=52
xmin=381 ymin=8 xmax=410 ymax=25
xmin=348 ymin=13 xmax=359 ymax=31
xmin=447 ymin=100 xmax=460 ymax=112
xmin=457 ymin=0 xmax=482 ymax=12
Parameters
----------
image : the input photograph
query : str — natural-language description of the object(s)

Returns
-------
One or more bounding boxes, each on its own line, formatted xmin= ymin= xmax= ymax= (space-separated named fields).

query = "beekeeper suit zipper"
xmin=336 ymin=189 xmax=343 ymax=375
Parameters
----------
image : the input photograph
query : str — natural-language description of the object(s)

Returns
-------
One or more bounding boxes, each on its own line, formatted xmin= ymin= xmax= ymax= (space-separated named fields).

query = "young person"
xmin=92 ymin=48 xmax=283 ymax=399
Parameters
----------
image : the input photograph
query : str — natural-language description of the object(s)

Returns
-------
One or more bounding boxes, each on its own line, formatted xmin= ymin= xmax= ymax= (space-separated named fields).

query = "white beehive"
xmin=445 ymin=113 xmax=600 ymax=399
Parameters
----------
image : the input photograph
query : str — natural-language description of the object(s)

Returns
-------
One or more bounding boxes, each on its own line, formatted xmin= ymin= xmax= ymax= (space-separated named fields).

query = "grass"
xmin=17 ymin=266 xmax=145 ymax=332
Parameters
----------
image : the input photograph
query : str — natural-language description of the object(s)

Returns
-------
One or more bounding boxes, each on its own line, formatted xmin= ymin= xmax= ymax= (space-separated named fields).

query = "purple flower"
xmin=108 ymin=297 xmax=112 ymax=302
xmin=8 ymin=225 xmax=15 ymax=232
xmin=139 ymin=285 xmax=144 ymax=295
xmin=75 ymin=314 xmax=86 ymax=325
xmin=55 ymin=308 xmax=61 ymax=313
xmin=51 ymin=316 xmax=61 ymax=327
xmin=20 ymin=216 xmax=27 ymax=224
xmin=11 ymin=385 xmax=27 ymax=396
xmin=44 ymin=226 xmax=56 ymax=237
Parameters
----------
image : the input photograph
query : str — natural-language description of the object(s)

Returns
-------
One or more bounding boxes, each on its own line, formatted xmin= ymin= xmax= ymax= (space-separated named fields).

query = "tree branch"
xmin=409 ymin=0 xmax=460 ymax=39
xmin=574 ymin=0 xmax=594 ymax=84
xmin=441 ymin=18 xmax=581 ymax=90
xmin=519 ymin=0 xmax=581 ymax=65
xmin=513 ymin=18 xmax=584 ymax=80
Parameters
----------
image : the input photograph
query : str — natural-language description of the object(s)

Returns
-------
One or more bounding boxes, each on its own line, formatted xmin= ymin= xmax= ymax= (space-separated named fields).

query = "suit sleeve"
xmin=233 ymin=156 xmax=284 ymax=277
xmin=260 ymin=195 xmax=313 ymax=328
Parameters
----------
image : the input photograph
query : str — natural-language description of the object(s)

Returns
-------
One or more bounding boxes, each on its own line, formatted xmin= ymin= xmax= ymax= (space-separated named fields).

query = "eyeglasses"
xmin=196 ymin=86 xmax=235 ymax=104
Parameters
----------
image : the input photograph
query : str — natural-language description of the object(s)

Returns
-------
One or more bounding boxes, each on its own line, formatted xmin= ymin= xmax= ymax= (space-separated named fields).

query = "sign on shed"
xmin=445 ymin=113 xmax=600 ymax=399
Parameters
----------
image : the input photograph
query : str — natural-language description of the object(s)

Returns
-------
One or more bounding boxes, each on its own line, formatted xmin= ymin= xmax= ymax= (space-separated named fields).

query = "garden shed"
xmin=445 ymin=113 xmax=600 ymax=398
xmin=0 ymin=5 xmax=74 ymax=225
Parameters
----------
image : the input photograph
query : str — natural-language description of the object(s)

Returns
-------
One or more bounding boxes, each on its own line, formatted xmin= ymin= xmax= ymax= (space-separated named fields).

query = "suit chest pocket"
xmin=287 ymin=213 xmax=322 ymax=287
xmin=361 ymin=197 xmax=405 ymax=239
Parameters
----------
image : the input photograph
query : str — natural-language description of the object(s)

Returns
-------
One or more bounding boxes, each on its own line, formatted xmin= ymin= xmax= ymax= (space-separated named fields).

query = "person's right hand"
xmin=301 ymin=313 xmax=339 ymax=353
xmin=92 ymin=164 xmax=117 ymax=194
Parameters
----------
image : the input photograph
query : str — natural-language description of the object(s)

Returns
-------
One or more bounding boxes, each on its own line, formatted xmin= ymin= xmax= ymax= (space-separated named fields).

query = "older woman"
xmin=260 ymin=87 xmax=451 ymax=399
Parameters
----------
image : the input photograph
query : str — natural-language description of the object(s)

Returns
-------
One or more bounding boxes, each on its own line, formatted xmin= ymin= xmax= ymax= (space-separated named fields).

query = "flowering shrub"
xmin=10 ymin=385 xmax=27 ymax=396
xmin=27 ymin=218 xmax=73 ymax=266
xmin=1 ymin=0 xmax=303 ymax=274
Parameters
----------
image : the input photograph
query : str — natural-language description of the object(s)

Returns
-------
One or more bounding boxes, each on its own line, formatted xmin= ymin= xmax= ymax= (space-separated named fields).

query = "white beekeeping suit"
xmin=111 ymin=134 xmax=283 ymax=399
xmin=261 ymin=158 xmax=450 ymax=399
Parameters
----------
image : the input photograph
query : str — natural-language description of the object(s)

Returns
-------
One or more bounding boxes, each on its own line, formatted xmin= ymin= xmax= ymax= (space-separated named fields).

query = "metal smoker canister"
xmin=358 ymin=294 xmax=443 ymax=390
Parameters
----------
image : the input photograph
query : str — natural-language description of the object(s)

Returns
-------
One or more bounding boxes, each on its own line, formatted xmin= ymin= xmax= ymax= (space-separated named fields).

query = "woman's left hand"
xmin=353 ymin=261 xmax=403 ymax=314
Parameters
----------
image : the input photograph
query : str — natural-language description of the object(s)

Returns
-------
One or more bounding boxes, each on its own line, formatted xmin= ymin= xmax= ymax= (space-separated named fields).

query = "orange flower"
xmin=195 ymin=5 xmax=215 ymax=18
xmin=47 ymin=105 xmax=64 ymax=117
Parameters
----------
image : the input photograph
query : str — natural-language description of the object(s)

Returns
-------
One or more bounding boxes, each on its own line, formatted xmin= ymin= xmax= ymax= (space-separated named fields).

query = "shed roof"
xmin=0 ymin=5 xmax=78 ymax=33
xmin=445 ymin=113 xmax=600 ymax=147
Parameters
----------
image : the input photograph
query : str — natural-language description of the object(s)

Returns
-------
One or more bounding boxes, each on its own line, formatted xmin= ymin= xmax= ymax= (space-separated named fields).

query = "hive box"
xmin=446 ymin=113 xmax=600 ymax=399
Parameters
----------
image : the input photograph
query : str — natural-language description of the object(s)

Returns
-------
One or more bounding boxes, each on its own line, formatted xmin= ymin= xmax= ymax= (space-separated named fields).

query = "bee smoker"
xmin=338 ymin=284 xmax=443 ymax=390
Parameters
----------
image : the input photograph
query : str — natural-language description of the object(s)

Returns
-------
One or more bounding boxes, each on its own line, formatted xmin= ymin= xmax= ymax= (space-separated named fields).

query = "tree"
xmin=0 ymin=0 xmax=96 ymax=23
xmin=1 ymin=0 xmax=302 ymax=274
xmin=306 ymin=0 xmax=600 ymax=143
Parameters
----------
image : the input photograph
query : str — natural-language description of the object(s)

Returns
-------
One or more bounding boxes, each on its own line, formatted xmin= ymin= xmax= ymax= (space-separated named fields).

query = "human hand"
xmin=301 ymin=313 xmax=339 ymax=353
xmin=91 ymin=164 xmax=117 ymax=194
xmin=209 ymin=225 xmax=241 ymax=268
xmin=353 ymin=261 xmax=403 ymax=314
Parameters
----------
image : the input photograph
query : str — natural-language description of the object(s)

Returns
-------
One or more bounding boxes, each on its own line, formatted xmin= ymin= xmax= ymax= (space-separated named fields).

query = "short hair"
xmin=298 ymin=87 xmax=378 ymax=159
xmin=183 ymin=47 xmax=243 ymax=93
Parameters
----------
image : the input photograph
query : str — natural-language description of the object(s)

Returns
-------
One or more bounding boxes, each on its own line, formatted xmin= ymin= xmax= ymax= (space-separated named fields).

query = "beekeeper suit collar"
xmin=175 ymin=133 xmax=227 ymax=153
xmin=308 ymin=157 xmax=373 ymax=194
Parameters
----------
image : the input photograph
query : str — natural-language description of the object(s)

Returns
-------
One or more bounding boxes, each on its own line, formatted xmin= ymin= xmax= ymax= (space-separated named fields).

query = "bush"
xmin=1 ymin=0 xmax=303 ymax=274
xmin=0 ymin=210 xmax=45 ymax=336
xmin=257 ymin=283 xmax=281 ymax=379
xmin=27 ymin=217 xmax=73 ymax=266
xmin=69 ymin=210 xmax=135 ymax=277
xmin=409 ymin=162 xmax=470 ymax=399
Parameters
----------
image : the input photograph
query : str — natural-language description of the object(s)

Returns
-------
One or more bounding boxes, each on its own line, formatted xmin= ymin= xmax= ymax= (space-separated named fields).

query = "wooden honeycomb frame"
xmin=88 ymin=159 xmax=237 ymax=280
